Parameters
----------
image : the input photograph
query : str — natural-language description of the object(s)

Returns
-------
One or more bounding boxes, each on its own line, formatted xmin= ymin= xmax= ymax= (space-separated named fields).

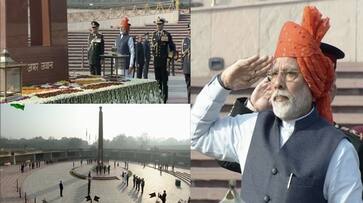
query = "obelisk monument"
xmin=97 ymin=106 xmax=103 ymax=166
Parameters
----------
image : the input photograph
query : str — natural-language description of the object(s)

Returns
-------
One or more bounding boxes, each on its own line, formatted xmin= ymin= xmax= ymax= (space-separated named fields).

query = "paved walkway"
xmin=0 ymin=163 xmax=48 ymax=203
xmin=18 ymin=161 xmax=189 ymax=203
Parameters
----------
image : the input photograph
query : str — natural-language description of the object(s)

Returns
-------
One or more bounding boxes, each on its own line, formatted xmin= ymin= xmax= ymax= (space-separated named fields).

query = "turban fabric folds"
xmin=274 ymin=6 xmax=334 ymax=123
xmin=120 ymin=17 xmax=130 ymax=30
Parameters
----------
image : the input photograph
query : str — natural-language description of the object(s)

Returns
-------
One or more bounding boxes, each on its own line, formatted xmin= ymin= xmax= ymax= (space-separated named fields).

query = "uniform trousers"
xmin=154 ymin=56 xmax=168 ymax=103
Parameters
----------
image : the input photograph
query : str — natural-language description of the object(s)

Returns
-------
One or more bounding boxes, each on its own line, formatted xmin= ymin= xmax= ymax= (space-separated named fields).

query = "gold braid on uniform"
xmin=334 ymin=123 xmax=363 ymax=141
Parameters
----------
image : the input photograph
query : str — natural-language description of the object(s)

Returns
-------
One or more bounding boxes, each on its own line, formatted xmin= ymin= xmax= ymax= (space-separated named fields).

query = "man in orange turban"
xmin=191 ymin=6 xmax=362 ymax=202
xmin=274 ymin=6 xmax=334 ymax=123
xmin=115 ymin=16 xmax=135 ymax=77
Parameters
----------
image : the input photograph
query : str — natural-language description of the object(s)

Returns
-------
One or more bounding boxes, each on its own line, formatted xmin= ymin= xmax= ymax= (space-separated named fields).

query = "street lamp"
xmin=0 ymin=49 xmax=26 ymax=102
xmin=85 ymin=195 xmax=100 ymax=202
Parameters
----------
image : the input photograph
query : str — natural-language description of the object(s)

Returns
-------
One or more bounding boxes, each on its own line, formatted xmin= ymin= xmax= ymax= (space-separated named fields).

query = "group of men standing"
xmin=87 ymin=16 xmax=191 ymax=104
xmin=95 ymin=164 xmax=111 ymax=175
xmin=132 ymin=174 xmax=145 ymax=193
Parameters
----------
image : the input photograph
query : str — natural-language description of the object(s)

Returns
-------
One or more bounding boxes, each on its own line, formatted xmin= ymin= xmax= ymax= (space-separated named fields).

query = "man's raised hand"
xmin=220 ymin=55 xmax=273 ymax=90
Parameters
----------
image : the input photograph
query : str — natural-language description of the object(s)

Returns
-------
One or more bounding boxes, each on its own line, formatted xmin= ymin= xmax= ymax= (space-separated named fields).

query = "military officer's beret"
xmin=320 ymin=42 xmax=345 ymax=69
xmin=91 ymin=21 xmax=100 ymax=28
xmin=154 ymin=16 xmax=167 ymax=24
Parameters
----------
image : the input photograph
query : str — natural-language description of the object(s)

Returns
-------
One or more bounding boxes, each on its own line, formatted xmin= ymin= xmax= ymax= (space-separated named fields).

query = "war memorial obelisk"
xmin=97 ymin=106 xmax=103 ymax=166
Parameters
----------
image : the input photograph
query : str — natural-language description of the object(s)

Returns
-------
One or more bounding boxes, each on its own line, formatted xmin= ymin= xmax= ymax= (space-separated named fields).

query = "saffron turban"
xmin=120 ymin=17 xmax=130 ymax=30
xmin=274 ymin=6 xmax=334 ymax=123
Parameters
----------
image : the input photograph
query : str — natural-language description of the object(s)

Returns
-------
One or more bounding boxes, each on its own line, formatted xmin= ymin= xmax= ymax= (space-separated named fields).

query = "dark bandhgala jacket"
xmin=115 ymin=34 xmax=131 ymax=69
xmin=135 ymin=42 xmax=145 ymax=67
xmin=241 ymin=108 xmax=345 ymax=203
xmin=218 ymin=97 xmax=363 ymax=186
xmin=143 ymin=40 xmax=151 ymax=62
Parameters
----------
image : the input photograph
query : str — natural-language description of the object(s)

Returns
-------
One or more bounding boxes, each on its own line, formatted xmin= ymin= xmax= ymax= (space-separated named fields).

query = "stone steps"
xmin=174 ymin=171 xmax=192 ymax=185
xmin=146 ymin=164 xmax=191 ymax=185
xmin=191 ymin=187 xmax=238 ymax=203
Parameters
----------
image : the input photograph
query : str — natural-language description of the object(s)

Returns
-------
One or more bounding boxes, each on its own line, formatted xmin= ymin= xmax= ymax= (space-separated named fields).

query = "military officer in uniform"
xmin=217 ymin=43 xmax=363 ymax=186
xmin=87 ymin=21 xmax=104 ymax=75
xmin=143 ymin=33 xmax=151 ymax=79
xmin=152 ymin=17 xmax=176 ymax=103
xmin=181 ymin=25 xmax=191 ymax=103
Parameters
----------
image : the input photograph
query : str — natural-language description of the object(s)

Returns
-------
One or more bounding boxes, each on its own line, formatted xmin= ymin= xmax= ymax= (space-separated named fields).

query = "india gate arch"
xmin=0 ymin=0 xmax=68 ymax=85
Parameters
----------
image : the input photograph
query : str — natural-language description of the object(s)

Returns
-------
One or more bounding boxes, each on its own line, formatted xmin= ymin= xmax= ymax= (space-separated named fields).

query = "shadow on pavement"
xmin=72 ymin=182 xmax=87 ymax=203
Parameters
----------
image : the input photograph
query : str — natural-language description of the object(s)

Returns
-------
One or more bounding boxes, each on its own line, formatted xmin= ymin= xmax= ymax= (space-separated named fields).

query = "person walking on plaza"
xmin=143 ymin=33 xmax=151 ymax=79
xmin=115 ymin=17 xmax=135 ymax=78
xmin=126 ymin=172 xmax=129 ymax=186
xmin=141 ymin=178 xmax=145 ymax=193
xmin=158 ymin=190 xmax=167 ymax=203
xmin=133 ymin=174 xmax=136 ymax=188
xmin=87 ymin=172 xmax=91 ymax=196
xmin=137 ymin=177 xmax=140 ymax=191
xmin=87 ymin=21 xmax=104 ymax=75
xmin=152 ymin=17 xmax=176 ymax=103
xmin=59 ymin=180 xmax=63 ymax=197
xmin=181 ymin=25 xmax=191 ymax=103
xmin=135 ymin=35 xmax=145 ymax=79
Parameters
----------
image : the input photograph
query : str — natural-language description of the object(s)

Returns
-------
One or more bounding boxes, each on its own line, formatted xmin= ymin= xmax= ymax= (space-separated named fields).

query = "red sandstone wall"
xmin=1 ymin=0 xmax=68 ymax=85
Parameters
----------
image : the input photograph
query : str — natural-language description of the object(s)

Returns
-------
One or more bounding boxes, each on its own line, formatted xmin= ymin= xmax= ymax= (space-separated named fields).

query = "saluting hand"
xmin=220 ymin=55 xmax=273 ymax=90
xmin=250 ymin=77 xmax=273 ymax=112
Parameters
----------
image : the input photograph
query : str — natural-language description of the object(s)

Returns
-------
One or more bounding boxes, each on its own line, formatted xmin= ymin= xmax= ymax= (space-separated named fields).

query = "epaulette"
xmin=334 ymin=123 xmax=363 ymax=141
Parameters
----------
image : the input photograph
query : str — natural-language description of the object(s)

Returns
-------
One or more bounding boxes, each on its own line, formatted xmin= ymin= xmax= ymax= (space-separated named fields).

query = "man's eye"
xmin=286 ymin=72 xmax=298 ymax=79
xmin=271 ymin=72 xmax=279 ymax=77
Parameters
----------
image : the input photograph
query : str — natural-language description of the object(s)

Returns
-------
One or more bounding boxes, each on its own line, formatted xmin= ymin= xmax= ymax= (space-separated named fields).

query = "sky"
xmin=0 ymin=104 xmax=190 ymax=142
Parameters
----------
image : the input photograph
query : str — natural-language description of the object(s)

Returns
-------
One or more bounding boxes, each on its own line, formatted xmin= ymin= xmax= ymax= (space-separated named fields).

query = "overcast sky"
xmin=0 ymin=104 xmax=190 ymax=142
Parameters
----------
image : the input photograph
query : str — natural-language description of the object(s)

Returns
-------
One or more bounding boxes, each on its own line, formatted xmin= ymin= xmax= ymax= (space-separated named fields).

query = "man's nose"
xmin=273 ymin=72 xmax=285 ymax=90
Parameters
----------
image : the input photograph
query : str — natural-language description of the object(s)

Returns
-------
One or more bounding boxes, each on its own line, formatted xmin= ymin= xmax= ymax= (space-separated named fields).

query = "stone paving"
xmin=165 ymin=74 xmax=188 ymax=104
xmin=17 ymin=161 xmax=190 ymax=203
xmin=0 ymin=162 xmax=49 ymax=203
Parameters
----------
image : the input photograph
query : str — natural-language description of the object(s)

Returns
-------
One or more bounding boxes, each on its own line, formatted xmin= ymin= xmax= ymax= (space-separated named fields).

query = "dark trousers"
xmin=143 ymin=60 xmax=150 ymax=79
xmin=137 ymin=64 xmax=144 ymax=79
xmin=87 ymin=179 xmax=91 ymax=196
xmin=184 ymin=73 xmax=190 ymax=103
xmin=60 ymin=189 xmax=63 ymax=197
xmin=89 ymin=63 xmax=101 ymax=75
xmin=154 ymin=57 xmax=168 ymax=103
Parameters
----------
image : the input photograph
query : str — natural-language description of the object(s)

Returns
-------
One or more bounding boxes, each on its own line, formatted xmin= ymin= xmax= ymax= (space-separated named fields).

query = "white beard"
xmin=270 ymin=84 xmax=313 ymax=121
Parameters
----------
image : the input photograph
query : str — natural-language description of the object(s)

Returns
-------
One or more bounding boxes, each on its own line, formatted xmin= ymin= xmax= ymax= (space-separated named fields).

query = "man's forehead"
xmin=272 ymin=57 xmax=299 ymax=70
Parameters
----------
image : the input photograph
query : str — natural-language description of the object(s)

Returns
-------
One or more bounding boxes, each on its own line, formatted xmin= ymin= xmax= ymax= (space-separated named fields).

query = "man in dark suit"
xmin=158 ymin=190 xmax=167 ymax=203
xmin=87 ymin=21 xmax=104 ymax=75
xmin=135 ymin=35 xmax=145 ymax=79
xmin=217 ymin=43 xmax=363 ymax=185
xmin=59 ymin=180 xmax=63 ymax=197
xmin=143 ymin=33 xmax=151 ymax=79
xmin=152 ymin=17 xmax=176 ymax=103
